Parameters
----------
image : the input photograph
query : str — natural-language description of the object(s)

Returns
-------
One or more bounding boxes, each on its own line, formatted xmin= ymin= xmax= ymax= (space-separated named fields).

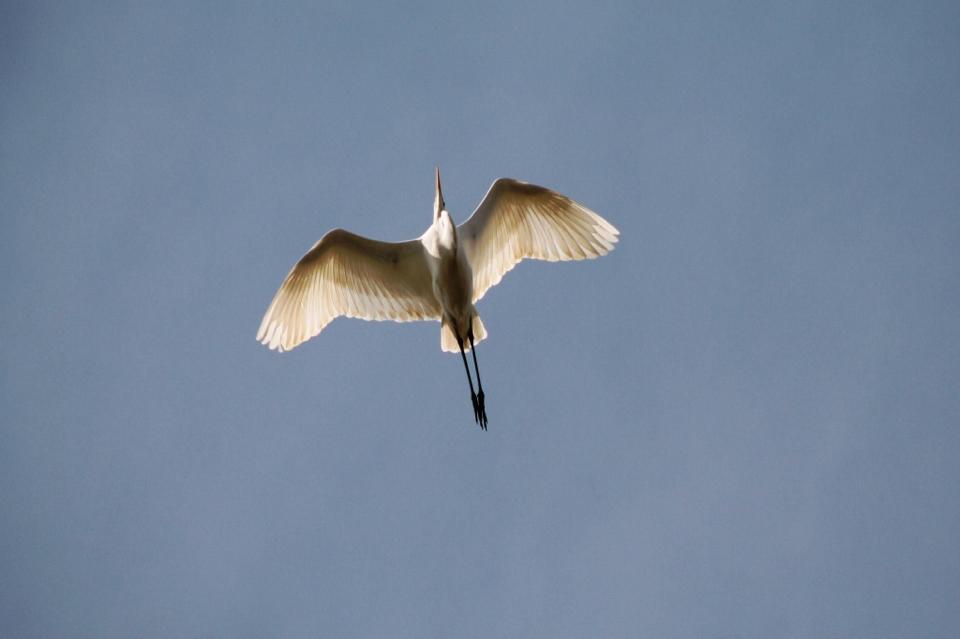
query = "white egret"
xmin=257 ymin=168 xmax=619 ymax=429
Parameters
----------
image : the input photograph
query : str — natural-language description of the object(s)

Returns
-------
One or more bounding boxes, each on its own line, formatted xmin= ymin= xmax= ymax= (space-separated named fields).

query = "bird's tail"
xmin=441 ymin=314 xmax=487 ymax=353
xmin=471 ymin=315 xmax=487 ymax=346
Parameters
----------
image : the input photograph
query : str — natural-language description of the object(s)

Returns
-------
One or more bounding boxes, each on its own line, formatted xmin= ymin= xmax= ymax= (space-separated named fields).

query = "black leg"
xmin=467 ymin=328 xmax=488 ymax=430
xmin=456 ymin=332 xmax=481 ymax=427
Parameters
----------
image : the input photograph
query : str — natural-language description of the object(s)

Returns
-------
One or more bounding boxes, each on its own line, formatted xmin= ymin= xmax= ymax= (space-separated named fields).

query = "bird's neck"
xmin=437 ymin=213 xmax=457 ymax=253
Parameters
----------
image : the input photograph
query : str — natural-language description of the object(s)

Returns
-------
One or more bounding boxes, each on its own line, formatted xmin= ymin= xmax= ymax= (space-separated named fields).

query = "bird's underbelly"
xmin=433 ymin=253 xmax=473 ymax=321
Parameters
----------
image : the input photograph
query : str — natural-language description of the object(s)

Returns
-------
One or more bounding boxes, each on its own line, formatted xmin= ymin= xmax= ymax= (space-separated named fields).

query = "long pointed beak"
xmin=433 ymin=166 xmax=446 ymax=217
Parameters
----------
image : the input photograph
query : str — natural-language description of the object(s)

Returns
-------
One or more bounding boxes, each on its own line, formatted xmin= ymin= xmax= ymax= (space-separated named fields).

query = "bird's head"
xmin=433 ymin=167 xmax=457 ymax=250
xmin=433 ymin=166 xmax=446 ymax=222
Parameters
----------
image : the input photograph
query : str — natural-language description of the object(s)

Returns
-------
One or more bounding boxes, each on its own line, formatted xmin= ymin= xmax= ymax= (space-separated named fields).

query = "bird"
xmin=256 ymin=168 xmax=619 ymax=429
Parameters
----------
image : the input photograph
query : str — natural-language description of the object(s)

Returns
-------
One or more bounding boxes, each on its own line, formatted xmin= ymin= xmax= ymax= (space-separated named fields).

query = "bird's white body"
xmin=422 ymin=208 xmax=486 ymax=352
xmin=256 ymin=171 xmax=618 ymax=355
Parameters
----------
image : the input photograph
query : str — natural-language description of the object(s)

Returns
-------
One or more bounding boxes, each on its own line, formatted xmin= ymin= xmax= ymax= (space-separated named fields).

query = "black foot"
xmin=470 ymin=392 xmax=480 ymax=426
xmin=476 ymin=389 xmax=488 ymax=430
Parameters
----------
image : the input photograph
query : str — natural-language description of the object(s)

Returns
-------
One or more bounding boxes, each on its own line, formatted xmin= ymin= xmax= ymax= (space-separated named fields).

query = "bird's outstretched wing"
xmin=458 ymin=178 xmax=619 ymax=302
xmin=257 ymin=229 xmax=441 ymax=352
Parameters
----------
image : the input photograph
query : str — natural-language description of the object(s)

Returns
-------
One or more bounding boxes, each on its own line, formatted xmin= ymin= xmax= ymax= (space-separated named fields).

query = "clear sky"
xmin=2 ymin=2 xmax=959 ymax=637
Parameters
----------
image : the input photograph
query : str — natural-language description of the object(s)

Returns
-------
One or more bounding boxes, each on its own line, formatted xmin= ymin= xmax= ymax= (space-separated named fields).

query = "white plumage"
xmin=256 ymin=230 xmax=441 ymax=352
xmin=460 ymin=178 xmax=620 ymax=303
xmin=256 ymin=169 xmax=619 ymax=428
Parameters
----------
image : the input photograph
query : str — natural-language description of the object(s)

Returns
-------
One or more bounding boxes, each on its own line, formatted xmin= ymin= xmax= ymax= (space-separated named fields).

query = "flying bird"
xmin=257 ymin=169 xmax=619 ymax=429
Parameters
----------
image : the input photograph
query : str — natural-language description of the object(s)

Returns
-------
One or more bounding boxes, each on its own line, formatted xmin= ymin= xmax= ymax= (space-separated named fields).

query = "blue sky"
xmin=2 ymin=2 xmax=959 ymax=637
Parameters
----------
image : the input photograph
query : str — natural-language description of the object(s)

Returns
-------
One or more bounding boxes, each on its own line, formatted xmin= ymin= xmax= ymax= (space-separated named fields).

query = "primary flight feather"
xmin=257 ymin=169 xmax=619 ymax=429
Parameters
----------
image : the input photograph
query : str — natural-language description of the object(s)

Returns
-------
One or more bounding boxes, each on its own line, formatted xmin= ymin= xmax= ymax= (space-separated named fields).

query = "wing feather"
xmin=458 ymin=178 xmax=619 ymax=302
xmin=257 ymin=229 xmax=440 ymax=352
